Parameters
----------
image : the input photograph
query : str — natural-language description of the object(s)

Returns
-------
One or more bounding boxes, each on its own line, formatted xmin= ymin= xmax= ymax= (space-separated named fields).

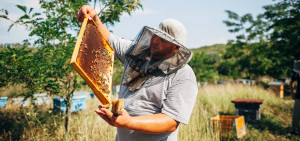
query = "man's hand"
xmin=77 ymin=5 xmax=111 ymax=40
xmin=291 ymin=81 xmax=295 ymax=99
xmin=77 ymin=5 xmax=98 ymax=23
xmin=95 ymin=105 xmax=132 ymax=129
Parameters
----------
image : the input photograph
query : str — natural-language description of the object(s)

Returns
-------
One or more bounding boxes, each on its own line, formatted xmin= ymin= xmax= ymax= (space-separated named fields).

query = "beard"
xmin=151 ymin=52 xmax=160 ymax=57
xmin=150 ymin=50 xmax=163 ymax=60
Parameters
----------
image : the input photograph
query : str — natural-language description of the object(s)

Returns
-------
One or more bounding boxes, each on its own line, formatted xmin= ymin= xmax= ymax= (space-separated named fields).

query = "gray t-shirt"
xmin=109 ymin=34 xmax=198 ymax=141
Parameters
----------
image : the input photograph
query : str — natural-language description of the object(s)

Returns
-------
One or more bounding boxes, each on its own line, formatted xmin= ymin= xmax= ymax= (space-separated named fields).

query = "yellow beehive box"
xmin=268 ymin=81 xmax=284 ymax=98
xmin=210 ymin=115 xmax=246 ymax=139
xmin=70 ymin=15 xmax=114 ymax=108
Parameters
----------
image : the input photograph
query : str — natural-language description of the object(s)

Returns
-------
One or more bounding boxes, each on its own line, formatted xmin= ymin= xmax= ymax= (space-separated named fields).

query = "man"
xmin=77 ymin=5 xmax=198 ymax=141
xmin=291 ymin=60 xmax=300 ymax=135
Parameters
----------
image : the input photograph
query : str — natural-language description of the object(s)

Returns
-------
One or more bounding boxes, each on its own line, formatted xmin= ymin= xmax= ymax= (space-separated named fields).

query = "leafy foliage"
xmin=98 ymin=0 xmax=142 ymax=26
xmin=189 ymin=52 xmax=219 ymax=82
xmin=112 ymin=60 xmax=124 ymax=85
xmin=0 ymin=8 xmax=9 ymax=20
xmin=0 ymin=45 xmax=33 ymax=89
xmin=0 ymin=0 xmax=142 ymax=132
xmin=223 ymin=0 xmax=300 ymax=79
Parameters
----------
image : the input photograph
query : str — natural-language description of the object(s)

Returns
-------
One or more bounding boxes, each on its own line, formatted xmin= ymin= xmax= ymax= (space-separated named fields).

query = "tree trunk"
xmin=64 ymin=77 xmax=72 ymax=132
xmin=64 ymin=75 xmax=77 ymax=132
xmin=64 ymin=94 xmax=72 ymax=132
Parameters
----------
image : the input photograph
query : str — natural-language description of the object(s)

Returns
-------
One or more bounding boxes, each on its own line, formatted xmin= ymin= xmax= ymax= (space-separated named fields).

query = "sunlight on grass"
xmin=178 ymin=84 xmax=297 ymax=141
xmin=0 ymin=84 xmax=299 ymax=140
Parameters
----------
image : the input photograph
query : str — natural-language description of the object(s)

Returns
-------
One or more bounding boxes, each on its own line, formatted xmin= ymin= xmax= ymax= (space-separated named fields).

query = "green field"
xmin=1 ymin=84 xmax=299 ymax=140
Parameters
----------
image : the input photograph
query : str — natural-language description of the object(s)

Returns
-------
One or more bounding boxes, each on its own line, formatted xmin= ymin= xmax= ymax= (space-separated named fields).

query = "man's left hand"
xmin=95 ymin=105 xmax=132 ymax=129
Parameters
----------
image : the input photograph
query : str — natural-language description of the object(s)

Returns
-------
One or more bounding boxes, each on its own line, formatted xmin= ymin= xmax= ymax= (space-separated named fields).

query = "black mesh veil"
xmin=123 ymin=26 xmax=192 ymax=91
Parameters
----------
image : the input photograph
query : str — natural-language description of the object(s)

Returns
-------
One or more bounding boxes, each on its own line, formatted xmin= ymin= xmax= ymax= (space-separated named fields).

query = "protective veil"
xmin=294 ymin=60 xmax=300 ymax=75
xmin=123 ymin=26 xmax=192 ymax=91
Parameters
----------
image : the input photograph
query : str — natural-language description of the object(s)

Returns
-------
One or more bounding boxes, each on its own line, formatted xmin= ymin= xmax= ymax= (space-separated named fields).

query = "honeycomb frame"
xmin=70 ymin=15 xmax=114 ymax=108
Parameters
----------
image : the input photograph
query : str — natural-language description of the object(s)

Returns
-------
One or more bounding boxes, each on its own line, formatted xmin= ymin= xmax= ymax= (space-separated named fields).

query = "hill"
xmin=191 ymin=44 xmax=227 ymax=54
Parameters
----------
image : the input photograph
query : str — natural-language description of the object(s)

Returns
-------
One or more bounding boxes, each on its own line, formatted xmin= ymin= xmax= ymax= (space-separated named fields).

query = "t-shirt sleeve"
xmin=161 ymin=66 xmax=198 ymax=125
xmin=109 ymin=34 xmax=133 ymax=64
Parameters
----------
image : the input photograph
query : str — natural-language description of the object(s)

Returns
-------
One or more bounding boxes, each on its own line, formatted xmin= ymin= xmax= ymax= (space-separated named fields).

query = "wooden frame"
xmin=210 ymin=115 xmax=246 ymax=139
xmin=70 ymin=15 xmax=114 ymax=108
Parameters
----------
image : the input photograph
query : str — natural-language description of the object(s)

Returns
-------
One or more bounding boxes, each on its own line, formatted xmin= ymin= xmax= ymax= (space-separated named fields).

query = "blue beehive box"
xmin=116 ymin=85 xmax=120 ymax=94
xmin=74 ymin=91 xmax=92 ymax=99
xmin=90 ymin=93 xmax=95 ymax=98
xmin=0 ymin=97 xmax=8 ymax=108
xmin=72 ymin=95 xmax=87 ymax=111
xmin=112 ymin=85 xmax=120 ymax=95
xmin=52 ymin=95 xmax=87 ymax=113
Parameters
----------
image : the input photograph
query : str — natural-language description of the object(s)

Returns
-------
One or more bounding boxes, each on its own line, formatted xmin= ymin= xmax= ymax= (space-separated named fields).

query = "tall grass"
xmin=0 ymin=96 xmax=117 ymax=140
xmin=1 ymin=84 xmax=299 ymax=140
xmin=178 ymin=84 xmax=297 ymax=141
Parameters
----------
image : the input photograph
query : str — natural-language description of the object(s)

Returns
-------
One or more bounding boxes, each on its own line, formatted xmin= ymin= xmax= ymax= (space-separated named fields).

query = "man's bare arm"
xmin=77 ymin=5 xmax=111 ymax=40
xmin=95 ymin=106 xmax=179 ymax=134
xmin=290 ymin=79 xmax=295 ymax=99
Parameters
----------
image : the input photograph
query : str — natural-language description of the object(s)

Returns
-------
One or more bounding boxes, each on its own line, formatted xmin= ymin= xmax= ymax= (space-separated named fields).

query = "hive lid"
xmin=0 ymin=97 xmax=8 ymax=100
xmin=268 ymin=81 xmax=283 ymax=86
xmin=231 ymin=98 xmax=264 ymax=104
xmin=70 ymin=15 xmax=114 ymax=108
xmin=33 ymin=93 xmax=48 ymax=97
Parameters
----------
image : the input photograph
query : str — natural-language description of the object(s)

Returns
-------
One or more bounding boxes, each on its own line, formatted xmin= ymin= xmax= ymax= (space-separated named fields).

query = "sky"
xmin=0 ymin=0 xmax=276 ymax=49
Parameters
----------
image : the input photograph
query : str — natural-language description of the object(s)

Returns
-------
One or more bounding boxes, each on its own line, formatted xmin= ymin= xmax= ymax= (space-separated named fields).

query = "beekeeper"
xmin=291 ymin=60 xmax=300 ymax=135
xmin=77 ymin=5 xmax=198 ymax=141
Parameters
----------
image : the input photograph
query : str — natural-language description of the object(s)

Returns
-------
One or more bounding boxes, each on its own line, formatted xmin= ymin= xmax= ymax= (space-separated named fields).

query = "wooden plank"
xmin=235 ymin=116 xmax=246 ymax=139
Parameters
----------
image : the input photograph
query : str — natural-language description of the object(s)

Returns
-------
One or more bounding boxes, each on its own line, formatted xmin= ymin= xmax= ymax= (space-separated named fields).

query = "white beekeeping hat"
xmin=159 ymin=19 xmax=187 ymax=46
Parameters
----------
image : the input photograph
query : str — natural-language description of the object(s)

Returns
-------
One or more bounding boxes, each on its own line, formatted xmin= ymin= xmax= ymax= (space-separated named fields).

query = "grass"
xmin=179 ymin=84 xmax=298 ymax=141
xmin=0 ymin=96 xmax=117 ymax=140
xmin=0 ymin=84 xmax=299 ymax=140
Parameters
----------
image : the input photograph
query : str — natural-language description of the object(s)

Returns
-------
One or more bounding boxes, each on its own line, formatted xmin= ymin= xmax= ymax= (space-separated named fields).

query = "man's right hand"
xmin=77 ymin=5 xmax=98 ymax=23
xmin=290 ymin=82 xmax=295 ymax=99
xmin=76 ymin=5 xmax=111 ymax=40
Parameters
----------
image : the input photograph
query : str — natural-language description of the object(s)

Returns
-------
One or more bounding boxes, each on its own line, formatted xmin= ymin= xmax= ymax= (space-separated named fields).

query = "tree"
xmin=223 ymin=0 xmax=300 ymax=79
xmin=1 ymin=0 xmax=142 ymax=132
xmin=220 ymin=40 xmax=273 ymax=79
xmin=112 ymin=60 xmax=124 ymax=86
xmin=189 ymin=52 xmax=219 ymax=83
xmin=0 ymin=44 xmax=35 ymax=91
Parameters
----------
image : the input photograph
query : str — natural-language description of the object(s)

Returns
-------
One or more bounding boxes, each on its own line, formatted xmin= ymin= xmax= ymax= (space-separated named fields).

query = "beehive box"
xmin=112 ymin=85 xmax=121 ymax=95
xmin=268 ymin=81 xmax=284 ymax=98
xmin=12 ymin=97 xmax=30 ymax=107
xmin=70 ymin=15 xmax=114 ymax=108
xmin=231 ymin=98 xmax=264 ymax=121
xmin=0 ymin=97 xmax=8 ymax=108
xmin=210 ymin=115 xmax=246 ymax=139
xmin=74 ymin=91 xmax=91 ymax=99
xmin=90 ymin=93 xmax=95 ymax=98
xmin=33 ymin=93 xmax=51 ymax=105
xmin=72 ymin=95 xmax=87 ymax=111
xmin=52 ymin=95 xmax=87 ymax=113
